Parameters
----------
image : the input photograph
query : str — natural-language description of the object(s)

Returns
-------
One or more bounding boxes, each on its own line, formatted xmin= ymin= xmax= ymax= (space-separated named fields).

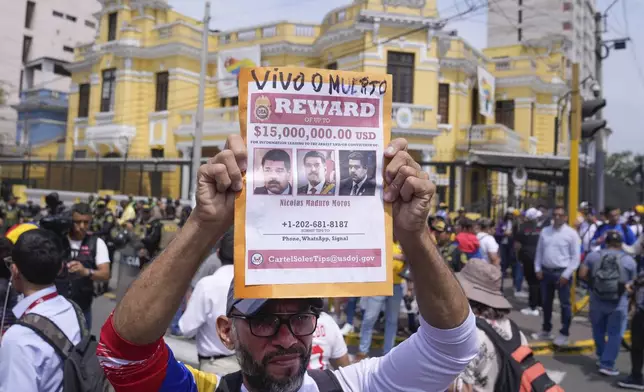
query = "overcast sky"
xmin=170 ymin=0 xmax=643 ymax=154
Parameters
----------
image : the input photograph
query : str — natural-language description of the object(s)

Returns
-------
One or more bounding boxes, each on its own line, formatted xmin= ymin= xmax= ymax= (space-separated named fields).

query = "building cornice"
xmin=496 ymin=76 xmax=569 ymax=95
xmin=261 ymin=42 xmax=316 ymax=57
xmin=359 ymin=9 xmax=438 ymax=27
xmin=314 ymin=26 xmax=365 ymax=53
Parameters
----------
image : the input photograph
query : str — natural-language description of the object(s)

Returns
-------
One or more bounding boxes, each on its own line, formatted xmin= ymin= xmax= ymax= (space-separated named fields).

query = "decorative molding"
xmin=85 ymin=124 xmax=136 ymax=155
xmin=439 ymin=58 xmax=478 ymax=75
xmin=115 ymin=69 xmax=154 ymax=83
xmin=496 ymin=76 xmax=568 ymax=95
xmin=392 ymin=128 xmax=441 ymax=139
xmin=363 ymin=39 xmax=438 ymax=68
xmin=149 ymin=111 xmax=169 ymax=145
xmin=359 ymin=9 xmax=437 ymax=27
xmin=381 ymin=0 xmax=427 ymax=9
xmin=314 ymin=27 xmax=365 ymax=53
xmin=261 ymin=42 xmax=316 ymax=57
xmin=407 ymin=143 xmax=436 ymax=153
xmin=90 ymin=74 xmax=101 ymax=85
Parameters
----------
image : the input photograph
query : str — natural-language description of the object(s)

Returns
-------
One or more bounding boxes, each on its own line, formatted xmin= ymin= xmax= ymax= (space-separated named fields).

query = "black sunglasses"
xmin=229 ymin=312 xmax=319 ymax=338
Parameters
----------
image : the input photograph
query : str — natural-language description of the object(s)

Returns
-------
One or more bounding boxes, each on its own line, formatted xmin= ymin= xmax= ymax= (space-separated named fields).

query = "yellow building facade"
xmin=58 ymin=0 xmax=571 ymax=208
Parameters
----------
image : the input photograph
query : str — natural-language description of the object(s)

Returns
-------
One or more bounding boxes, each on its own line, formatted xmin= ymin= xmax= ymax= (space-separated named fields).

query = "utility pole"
xmin=190 ymin=1 xmax=211 ymax=201
xmin=569 ymin=63 xmax=581 ymax=312
xmin=638 ymin=156 xmax=644 ymax=204
xmin=568 ymin=63 xmax=581 ymax=228
xmin=593 ymin=11 xmax=606 ymax=212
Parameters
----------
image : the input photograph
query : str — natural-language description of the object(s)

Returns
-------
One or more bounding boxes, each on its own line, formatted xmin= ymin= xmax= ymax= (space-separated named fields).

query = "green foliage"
xmin=606 ymin=151 xmax=644 ymax=183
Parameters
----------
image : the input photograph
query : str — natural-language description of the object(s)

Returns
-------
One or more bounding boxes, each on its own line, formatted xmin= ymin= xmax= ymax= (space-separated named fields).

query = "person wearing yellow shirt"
xmin=355 ymin=240 xmax=406 ymax=361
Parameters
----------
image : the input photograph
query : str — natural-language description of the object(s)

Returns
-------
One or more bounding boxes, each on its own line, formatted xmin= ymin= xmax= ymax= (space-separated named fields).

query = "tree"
xmin=606 ymin=150 xmax=644 ymax=184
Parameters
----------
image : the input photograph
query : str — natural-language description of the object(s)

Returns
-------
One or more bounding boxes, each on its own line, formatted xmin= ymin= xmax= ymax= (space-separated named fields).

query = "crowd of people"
xmin=0 ymin=142 xmax=644 ymax=391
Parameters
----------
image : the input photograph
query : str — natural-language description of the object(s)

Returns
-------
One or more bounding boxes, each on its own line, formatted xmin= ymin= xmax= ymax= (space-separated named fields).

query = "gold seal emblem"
xmin=254 ymin=95 xmax=271 ymax=122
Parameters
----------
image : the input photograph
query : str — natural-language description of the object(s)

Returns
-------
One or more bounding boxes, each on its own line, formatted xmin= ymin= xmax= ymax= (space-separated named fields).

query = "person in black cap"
xmin=579 ymin=230 xmax=638 ymax=376
xmin=97 ymin=135 xmax=477 ymax=392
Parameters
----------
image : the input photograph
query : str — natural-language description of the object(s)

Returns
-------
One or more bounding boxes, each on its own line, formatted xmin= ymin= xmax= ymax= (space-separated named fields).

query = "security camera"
xmin=591 ymin=82 xmax=601 ymax=97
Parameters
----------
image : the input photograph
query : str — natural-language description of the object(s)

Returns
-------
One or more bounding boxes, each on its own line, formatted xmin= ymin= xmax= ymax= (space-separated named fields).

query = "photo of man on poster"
xmin=253 ymin=148 xmax=293 ymax=195
xmin=339 ymin=150 xmax=377 ymax=196
xmin=297 ymin=150 xmax=336 ymax=196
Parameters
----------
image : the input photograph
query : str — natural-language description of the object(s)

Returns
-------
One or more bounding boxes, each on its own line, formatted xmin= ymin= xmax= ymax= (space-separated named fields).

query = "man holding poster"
xmin=97 ymin=133 xmax=477 ymax=392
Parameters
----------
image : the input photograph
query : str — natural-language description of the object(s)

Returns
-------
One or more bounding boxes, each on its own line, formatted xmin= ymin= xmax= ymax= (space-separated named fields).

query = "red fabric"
xmin=96 ymin=313 xmax=169 ymax=392
xmin=456 ymin=232 xmax=480 ymax=253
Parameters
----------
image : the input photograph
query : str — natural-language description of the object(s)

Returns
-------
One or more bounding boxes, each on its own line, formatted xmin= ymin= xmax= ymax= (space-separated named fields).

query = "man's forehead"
xmin=260 ymin=299 xmax=311 ymax=313
xmin=305 ymin=157 xmax=323 ymax=164
xmin=264 ymin=159 xmax=286 ymax=168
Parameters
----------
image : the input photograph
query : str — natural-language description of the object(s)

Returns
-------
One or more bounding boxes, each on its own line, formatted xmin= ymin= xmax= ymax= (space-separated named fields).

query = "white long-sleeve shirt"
xmin=178 ymin=264 xmax=234 ymax=357
xmin=98 ymin=309 xmax=479 ymax=391
xmin=535 ymin=224 xmax=581 ymax=279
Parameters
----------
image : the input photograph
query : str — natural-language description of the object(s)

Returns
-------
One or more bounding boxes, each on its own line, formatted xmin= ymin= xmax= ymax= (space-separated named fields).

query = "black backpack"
xmin=591 ymin=251 xmax=626 ymax=302
xmin=17 ymin=300 xmax=114 ymax=392
xmin=475 ymin=318 xmax=562 ymax=392
xmin=215 ymin=369 xmax=343 ymax=392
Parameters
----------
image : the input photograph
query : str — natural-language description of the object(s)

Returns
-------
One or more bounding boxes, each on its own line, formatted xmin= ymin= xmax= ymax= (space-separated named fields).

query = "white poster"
xmin=238 ymin=67 xmax=393 ymax=291
xmin=217 ymin=46 xmax=261 ymax=98
xmin=477 ymin=66 xmax=496 ymax=118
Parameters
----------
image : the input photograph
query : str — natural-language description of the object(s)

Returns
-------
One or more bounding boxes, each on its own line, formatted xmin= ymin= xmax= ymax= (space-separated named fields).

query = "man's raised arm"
xmin=333 ymin=139 xmax=476 ymax=392
xmin=384 ymin=139 xmax=469 ymax=329
xmin=112 ymin=135 xmax=247 ymax=344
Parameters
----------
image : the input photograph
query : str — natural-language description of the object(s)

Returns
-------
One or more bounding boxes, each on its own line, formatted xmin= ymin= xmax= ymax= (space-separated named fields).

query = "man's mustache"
xmin=263 ymin=346 xmax=307 ymax=365
xmin=267 ymin=180 xmax=282 ymax=187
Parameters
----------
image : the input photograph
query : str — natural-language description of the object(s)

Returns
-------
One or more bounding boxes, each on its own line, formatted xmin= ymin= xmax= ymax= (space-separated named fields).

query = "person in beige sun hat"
xmin=448 ymin=259 xmax=561 ymax=392
xmin=456 ymin=258 xmax=512 ymax=311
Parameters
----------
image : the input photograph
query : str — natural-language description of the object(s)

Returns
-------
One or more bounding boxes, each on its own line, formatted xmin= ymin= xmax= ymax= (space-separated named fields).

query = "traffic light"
xmin=581 ymin=98 xmax=607 ymax=139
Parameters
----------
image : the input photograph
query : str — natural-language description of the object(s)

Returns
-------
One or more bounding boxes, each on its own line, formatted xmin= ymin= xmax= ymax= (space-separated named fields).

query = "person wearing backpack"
xmin=579 ymin=230 xmax=637 ymax=376
xmin=448 ymin=259 xmax=563 ymax=392
xmin=455 ymin=218 xmax=483 ymax=261
xmin=0 ymin=228 xmax=84 ymax=391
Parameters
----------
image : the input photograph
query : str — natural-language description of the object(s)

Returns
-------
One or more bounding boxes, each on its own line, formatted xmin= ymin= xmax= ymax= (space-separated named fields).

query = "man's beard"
xmin=235 ymin=340 xmax=311 ymax=392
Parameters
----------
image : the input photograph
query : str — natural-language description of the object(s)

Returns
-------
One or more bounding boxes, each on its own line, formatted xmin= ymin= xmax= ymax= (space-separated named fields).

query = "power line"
xmin=621 ymin=0 xmax=644 ymax=89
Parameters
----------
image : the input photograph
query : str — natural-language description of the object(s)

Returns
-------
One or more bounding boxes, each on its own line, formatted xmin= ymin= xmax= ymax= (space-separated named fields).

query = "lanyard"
xmin=24 ymin=292 xmax=58 ymax=314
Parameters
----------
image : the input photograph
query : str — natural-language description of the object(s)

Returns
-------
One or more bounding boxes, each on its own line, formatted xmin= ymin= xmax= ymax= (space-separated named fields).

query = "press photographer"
xmin=54 ymin=203 xmax=111 ymax=329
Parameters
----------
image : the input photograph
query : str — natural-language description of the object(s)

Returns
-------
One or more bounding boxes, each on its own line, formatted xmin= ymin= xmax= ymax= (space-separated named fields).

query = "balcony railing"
xmin=154 ymin=22 xmax=201 ymax=47
xmin=18 ymin=89 xmax=68 ymax=109
xmin=177 ymin=107 xmax=240 ymax=135
xmin=76 ymin=42 xmax=94 ymax=58
xmin=294 ymin=25 xmax=316 ymax=37
xmin=391 ymin=103 xmax=434 ymax=130
xmin=457 ymin=124 xmax=525 ymax=153
xmin=262 ymin=26 xmax=277 ymax=38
